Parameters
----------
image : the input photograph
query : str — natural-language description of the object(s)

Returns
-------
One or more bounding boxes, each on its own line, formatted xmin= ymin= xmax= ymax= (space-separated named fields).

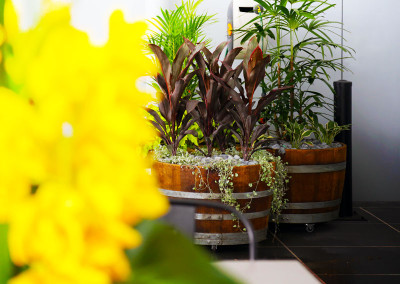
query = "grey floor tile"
xmin=393 ymin=224 xmax=400 ymax=231
xmin=350 ymin=208 xmax=381 ymax=223
xmin=290 ymin=247 xmax=400 ymax=275
xmin=274 ymin=222 xmax=400 ymax=247
xmin=363 ymin=207 xmax=400 ymax=224
xmin=354 ymin=201 xmax=400 ymax=208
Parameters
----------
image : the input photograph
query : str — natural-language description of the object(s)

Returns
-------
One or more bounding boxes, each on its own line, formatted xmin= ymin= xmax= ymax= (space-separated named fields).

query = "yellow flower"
xmin=2 ymin=5 xmax=169 ymax=284
xmin=9 ymin=182 xmax=141 ymax=283
xmin=3 ymin=0 xmax=19 ymax=40
xmin=0 ymin=87 xmax=45 ymax=223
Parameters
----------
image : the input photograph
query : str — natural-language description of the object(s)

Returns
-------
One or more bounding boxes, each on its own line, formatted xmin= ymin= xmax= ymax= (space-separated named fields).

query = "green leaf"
xmin=254 ymin=0 xmax=270 ymax=10
xmin=266 ymin=29 xmax=276 ymax=40
xmin=124 ymin=220 xmax=238 ymax=284
xmin=240 ymin=31 xmax=255 ymax=44
xmin=254 ymin=23 xmax=265 ymax=35
xmin=303 ymin=130 xmax=313 ymax=137
xmin=0 ymin=224 xmax=14 ymax=283
xmin=277 ymin=5 xmax=290 ymax=16
xmin=299 ymin=11 xmax=315 ymax=20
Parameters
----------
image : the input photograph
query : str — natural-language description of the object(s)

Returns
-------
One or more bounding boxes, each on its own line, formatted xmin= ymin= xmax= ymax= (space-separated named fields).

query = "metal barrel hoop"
xmin=281 ymin=161 xmax=346 ymax=224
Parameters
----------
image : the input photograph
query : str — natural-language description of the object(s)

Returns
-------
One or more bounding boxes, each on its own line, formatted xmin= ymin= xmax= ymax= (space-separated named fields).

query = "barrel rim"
xmin=283 ymin=199 xmax=341 ymax=210
xmin=278 ymin=209 xmax=340 ymax=223
xmin=160 ymin=188 xmax=273 ymax=199
xmin=287 ymin=162 xmax=346 ymax=173
xmin=283 ymin=142 xmax=346 ymax=153
xmin=194 ymin=228 xmax=268 ymax=245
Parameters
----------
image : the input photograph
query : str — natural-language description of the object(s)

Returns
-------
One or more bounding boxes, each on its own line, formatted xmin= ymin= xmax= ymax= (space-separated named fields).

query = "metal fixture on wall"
xmin=335 ymin=0 xmax=353 ymax=217
xmin=227 ymin=0 xmax=265 ymax=57
xmin=334 ymin=80 xmax=353 ymax=217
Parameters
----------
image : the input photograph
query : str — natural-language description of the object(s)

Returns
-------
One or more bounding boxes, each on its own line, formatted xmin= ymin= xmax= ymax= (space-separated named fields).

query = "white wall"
xmin=343 ymin=0 xmax=400 ymax=201
xmin=185 ymin=0 xmax=400 ymax=201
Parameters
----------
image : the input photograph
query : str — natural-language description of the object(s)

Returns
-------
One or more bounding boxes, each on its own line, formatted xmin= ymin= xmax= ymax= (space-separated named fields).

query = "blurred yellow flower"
xmin=0 ymin=87 xmax=45 ymax=223
xmin=1 ymin=3 xmax=168 ymax=284
xmin=9 ymin=182 xmax=141 ymax=284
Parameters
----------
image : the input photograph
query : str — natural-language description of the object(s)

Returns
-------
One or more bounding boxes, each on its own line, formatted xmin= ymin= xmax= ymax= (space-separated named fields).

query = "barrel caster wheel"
xmin=305 ymin=223 xmax=315 ymax=233
xmin=211 ymin=245 xmax=218 ymax=251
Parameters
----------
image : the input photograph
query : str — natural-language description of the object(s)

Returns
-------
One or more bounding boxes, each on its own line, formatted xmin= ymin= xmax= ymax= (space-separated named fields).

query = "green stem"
xmin=1 ymin=224 xmax=14 ymax=283
xmin=276 ymin=12 xmax=281 ymax=87
xmin=0 ymin=0 xmax=7 ymax=87
xmin=275 ymin=10 xmax=282 ymax=138
xmin=289 ymin=28 xmax=294 ymax=121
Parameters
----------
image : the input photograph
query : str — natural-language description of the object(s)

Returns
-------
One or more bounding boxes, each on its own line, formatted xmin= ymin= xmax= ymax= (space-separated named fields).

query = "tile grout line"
xmin=359 ymin=207 xmax=400 ymax=233
xmin=317 ymin=273 xmax=400 ymax=276
xmin=272 ymin=246 xmax=400 ymax=248
xmin=270 ymin=232 xmax=326 ymax=284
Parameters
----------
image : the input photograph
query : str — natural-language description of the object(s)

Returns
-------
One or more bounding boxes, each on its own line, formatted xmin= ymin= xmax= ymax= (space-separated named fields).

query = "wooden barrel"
xmin=152 ymin=161 xmax=274 ymax=245
xmin=279 ymin=144 xmax=347 ymax=224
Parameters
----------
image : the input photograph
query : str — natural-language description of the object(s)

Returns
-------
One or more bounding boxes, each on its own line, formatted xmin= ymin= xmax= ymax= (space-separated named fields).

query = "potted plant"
xmin=147 ymin=36 xmax=290 ymax=245
xmin=238 ymin=0 xmax=354 ymax=230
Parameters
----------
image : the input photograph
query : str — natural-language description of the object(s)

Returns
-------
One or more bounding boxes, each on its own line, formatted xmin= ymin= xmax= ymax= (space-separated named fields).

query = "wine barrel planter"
xmin=152 ymin=161 xmax=274 ymax=246
xmin=279 ymin=144 xmax=347 ymax=224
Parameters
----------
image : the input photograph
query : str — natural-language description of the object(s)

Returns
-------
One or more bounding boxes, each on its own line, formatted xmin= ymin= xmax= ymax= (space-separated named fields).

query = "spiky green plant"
xmin=238 ymin=0 xmax=354 ymax=138
xmin=148 ymin=0 xmax=215 ymax=61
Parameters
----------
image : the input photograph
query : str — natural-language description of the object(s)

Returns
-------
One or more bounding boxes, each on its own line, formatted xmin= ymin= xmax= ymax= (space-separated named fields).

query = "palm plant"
xmin=148 ymin=0 xmax=215 ymax=62
xmin=148 ymin=0 xmax=215 ymax=100
xmin=216 ymin=37 xmax=292 ymax=160
xmin=238 ymin=0 xmax=354 ymax=139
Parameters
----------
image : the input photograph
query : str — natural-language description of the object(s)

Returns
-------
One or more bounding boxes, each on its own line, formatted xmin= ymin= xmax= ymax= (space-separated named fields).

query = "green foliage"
xmin=148 ymin=0 xmax=215 ymax=64
xmin=238 ymin=0 xmax=354 ymax=139
xmin=310 ymin=118 xmax=350 ymax=145
xmin=0 ymin=224 xmax=13 ymax=284
xmin=0 ymin=0 xmax=7 ymax=87
xmin=148 ymin=0 xmax=216 ymax=100
xmin=284 ymin=120 xmax=313 ymax=149
xmin=252 ymin=151 xmax=288 ymax=223
xmin=123 ymin=220 xmax=238 ymax=284
xmin=208 ymin=158 xmax=240 ymax=211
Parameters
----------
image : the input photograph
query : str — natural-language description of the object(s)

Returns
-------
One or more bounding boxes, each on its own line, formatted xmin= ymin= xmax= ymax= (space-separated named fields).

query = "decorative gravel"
xmin=265 ymin=139 xmax=343 ymax=155
xmin=157 ymin=153 xmax=257 ymax=167
xmin=156 ymin=140 xmax=343 ymax=166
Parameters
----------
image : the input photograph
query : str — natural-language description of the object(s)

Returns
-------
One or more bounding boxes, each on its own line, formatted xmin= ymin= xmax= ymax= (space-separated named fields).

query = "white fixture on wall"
xmin=227 ymin=0 xmax=266 ymax=57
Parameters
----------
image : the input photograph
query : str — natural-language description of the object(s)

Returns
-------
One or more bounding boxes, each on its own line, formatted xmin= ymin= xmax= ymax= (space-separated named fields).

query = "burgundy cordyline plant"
xmin=185 ymin=38 xmax=243 ymax=156
xmin=216 ymin=37 xmax=292 ymax=161
xmin=146 ymin=41 xmax=204 ymax=156
xmin=148 ymin=35 xmax=291 ymax=160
